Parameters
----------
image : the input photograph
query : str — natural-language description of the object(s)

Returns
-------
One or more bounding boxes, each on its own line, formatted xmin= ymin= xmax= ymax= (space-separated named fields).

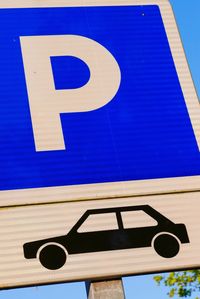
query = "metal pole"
xmin=85 ymin=278 xmax=126 ymax=299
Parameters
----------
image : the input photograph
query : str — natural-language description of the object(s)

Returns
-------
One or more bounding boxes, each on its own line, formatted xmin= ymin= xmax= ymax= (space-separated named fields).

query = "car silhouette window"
xmin=77 ymin=213 xmax=118 ymax=233
xmin=121 ymin=210 xmax=158 ymax=229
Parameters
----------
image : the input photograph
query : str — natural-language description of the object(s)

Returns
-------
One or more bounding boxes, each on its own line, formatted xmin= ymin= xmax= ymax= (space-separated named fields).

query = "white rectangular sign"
xmin=0 ymin=192 xmax=199 ymax=289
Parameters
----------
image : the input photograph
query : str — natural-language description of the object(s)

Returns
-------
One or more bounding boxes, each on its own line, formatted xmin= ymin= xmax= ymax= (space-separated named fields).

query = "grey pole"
xmin=85 ymin=278 xmax=126 ymax=299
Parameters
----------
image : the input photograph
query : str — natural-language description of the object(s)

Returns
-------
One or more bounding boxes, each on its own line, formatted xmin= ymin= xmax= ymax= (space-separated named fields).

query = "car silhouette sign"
xmin=0 ymin=193 xmax=197 ymax=289
xmin=23 ymin=205 xmax=189 ymax=270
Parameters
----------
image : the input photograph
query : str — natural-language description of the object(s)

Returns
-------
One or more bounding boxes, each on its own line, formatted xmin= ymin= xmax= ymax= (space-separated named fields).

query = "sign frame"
xmin=0 ymin=0 xmax=200 ymax=207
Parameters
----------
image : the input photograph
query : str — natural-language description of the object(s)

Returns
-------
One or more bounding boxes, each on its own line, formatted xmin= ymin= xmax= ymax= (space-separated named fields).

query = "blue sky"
xmin=0 ymin=0 xmax=199 ymax=298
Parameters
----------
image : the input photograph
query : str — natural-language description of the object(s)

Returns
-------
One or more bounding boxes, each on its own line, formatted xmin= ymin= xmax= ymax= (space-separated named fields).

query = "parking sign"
xmin=0 ymin=0 xmax=200 ymax=206
xmin=0 ymin=0 xmax=200 ymax=290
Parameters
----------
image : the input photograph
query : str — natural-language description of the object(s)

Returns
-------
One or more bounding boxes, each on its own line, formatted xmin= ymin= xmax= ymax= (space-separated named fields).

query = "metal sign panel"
xmin=0 ymin=0 xmax=200 ymax=206
xmin=0 ymin=192 xmax=199 ymax=289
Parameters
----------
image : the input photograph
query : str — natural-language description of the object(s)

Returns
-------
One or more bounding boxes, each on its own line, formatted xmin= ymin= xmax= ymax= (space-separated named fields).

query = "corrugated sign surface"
xmin=0 ymin=193 xmax=199 ymax=289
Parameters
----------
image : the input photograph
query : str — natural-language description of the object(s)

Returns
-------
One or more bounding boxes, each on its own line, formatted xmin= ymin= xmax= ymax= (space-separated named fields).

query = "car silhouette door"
xmin=119 ymin=210 xmax=158 ymax=249
xmin=66 ymin=211 xmax=130 ymax=254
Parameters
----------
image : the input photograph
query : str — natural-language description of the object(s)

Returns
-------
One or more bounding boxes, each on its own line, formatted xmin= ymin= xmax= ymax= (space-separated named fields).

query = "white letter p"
xmin=20 ymin=35 xmax=121 ymax=151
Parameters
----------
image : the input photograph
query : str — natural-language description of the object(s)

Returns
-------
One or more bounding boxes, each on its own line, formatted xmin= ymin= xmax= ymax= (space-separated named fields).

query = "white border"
xmin=0 ymin=0 xmax=200 ymax=207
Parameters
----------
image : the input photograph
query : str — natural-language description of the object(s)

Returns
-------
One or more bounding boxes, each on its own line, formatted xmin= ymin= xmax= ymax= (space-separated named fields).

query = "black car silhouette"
xmin=23 ymin=205 xmax=189 ymax=270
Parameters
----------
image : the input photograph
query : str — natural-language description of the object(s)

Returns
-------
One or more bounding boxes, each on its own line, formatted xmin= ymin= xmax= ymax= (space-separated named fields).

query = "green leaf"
xmin=154 ymin=270 xmax=200 ymax=298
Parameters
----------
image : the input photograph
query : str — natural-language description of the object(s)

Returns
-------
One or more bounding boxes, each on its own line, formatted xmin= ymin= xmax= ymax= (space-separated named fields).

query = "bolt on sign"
xmin=0 ymin=0 xmax=200 ymax=289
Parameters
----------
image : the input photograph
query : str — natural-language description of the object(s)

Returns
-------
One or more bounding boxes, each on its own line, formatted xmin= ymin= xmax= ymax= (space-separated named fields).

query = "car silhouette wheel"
xmin=153 ymin=233 xmax=180 ymax=258
xmin=39 ymin=244 xmax=67 ymax=270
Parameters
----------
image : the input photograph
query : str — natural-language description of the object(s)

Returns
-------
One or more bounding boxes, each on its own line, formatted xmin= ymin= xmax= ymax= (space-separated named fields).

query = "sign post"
xmin=86 ymin=279 xmax=125 ymax=299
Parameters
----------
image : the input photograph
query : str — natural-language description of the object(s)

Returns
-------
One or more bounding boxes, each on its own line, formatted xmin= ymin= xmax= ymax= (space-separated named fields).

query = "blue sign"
xmin=0 ymin=5 xmax=200 ymax=191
